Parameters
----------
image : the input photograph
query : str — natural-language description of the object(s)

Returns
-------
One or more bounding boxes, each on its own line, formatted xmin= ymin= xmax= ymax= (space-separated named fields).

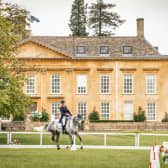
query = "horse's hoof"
xmin=66 ymin=146 xmax=69 ymax=148
xmin=80 ymin=146 xmax=83 ymax=149
xmin=57 ymin=147 xmax=61 ymax=150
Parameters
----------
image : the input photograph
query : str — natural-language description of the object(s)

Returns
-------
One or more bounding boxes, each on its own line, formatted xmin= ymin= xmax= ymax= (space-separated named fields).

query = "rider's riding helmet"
xmin=60 ymin=100 xmax=65 ymax=104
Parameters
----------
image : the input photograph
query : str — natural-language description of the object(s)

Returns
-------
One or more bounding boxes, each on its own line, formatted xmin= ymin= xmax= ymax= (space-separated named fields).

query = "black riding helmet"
xmin=60 ymin=100 xmax=65 ymax=104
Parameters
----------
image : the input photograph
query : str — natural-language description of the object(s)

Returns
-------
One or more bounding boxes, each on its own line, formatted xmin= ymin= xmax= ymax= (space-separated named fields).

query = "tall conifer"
xmin=88 ymin=0 xmax=125 ymax=36
xmin=69 ymin=0 xmax=88 ymax=36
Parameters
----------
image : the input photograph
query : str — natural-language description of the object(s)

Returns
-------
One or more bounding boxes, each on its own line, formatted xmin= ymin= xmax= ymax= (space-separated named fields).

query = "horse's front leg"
xmin=75 ymin=132 xmax=83 ymax=149
xmin=55 ymin=131 xmax=60 ymax=150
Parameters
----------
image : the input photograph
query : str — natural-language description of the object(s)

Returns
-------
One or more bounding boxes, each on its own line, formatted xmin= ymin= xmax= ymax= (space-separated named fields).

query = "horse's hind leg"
xmin=75 ymin=132 xmax=83 ymax=149
xmin=67 ymin=133 xmax=73 ymax=148
xmin=55 ymin=131 xmax=60 ymax=150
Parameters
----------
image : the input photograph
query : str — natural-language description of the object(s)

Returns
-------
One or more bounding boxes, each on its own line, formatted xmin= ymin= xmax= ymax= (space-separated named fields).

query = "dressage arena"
xmin=0 ymin=131 xmax=167 ymax=168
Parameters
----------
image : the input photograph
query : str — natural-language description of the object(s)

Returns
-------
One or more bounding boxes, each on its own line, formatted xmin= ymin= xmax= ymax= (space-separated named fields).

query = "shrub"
xmin=40 ymin=108 xmax=49 ymax=122
xmin=162 ymin=112 xmax=168 ymax=122
xmin=13 ymin=114 xmax=24 ymax=121
xmin=89 ymin=107 xmax=99 ymax=121
xmin=134 ymin=106 xmax=146 ymax=122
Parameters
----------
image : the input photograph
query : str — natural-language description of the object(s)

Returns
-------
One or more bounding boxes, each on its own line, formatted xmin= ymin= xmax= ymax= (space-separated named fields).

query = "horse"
xmin=45 ymin=114 xmax=84 ymax=150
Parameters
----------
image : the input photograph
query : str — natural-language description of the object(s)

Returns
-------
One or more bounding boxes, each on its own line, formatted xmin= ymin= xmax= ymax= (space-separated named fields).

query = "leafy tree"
xmin=88 ymin=0 xmax=125 ymax=36
xmin=134 ymin=106 xmax=146 ymax=122
xmin=69 ymin=0 xmax=88 ymax=36
xmin=0 ymin=0 xmax=32 ymax=119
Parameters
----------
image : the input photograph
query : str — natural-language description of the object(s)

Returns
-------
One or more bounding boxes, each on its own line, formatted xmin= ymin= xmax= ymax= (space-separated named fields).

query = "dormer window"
xmin=76 ymin=46 xmax=86 ymax=56
xmin=123 ymin=46 xmax=132 ymax=55
xmin=99 ymin=46 xmax=109 ymax=56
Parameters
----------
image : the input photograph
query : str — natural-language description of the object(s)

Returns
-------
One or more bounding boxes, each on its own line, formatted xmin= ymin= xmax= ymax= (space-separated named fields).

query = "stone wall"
xmin=2 ymin=121 xmax=25 ymax=131
xmin=88 ymin=122 xmax=168 ymax=131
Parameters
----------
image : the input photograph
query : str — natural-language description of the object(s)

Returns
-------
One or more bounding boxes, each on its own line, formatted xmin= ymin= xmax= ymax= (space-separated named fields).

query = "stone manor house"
xmin=14 ymin=18 xmax=168 ymax=123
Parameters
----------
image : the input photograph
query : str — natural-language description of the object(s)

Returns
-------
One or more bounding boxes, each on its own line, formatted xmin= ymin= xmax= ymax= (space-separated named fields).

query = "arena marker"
xmin=154 ymin=152 xmax=155 ymax=160
xmin=153 ymin=145 xmax=154 ymax=152
xmin=149 ymin=162 xmax=152 ymax=168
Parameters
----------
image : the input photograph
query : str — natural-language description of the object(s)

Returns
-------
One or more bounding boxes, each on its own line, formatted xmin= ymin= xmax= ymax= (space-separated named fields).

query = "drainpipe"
xmin=115 ymin=61 xmax=119 ymax=120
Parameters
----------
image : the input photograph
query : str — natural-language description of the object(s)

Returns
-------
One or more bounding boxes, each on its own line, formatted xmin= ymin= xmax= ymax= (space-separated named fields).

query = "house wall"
xmin=16 ymin=42 xmax=168 ymax=125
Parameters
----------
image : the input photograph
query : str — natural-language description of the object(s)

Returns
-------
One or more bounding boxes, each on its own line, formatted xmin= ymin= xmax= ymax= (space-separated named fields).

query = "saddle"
xmin=58 ymin=116 xmax=69 ymax=133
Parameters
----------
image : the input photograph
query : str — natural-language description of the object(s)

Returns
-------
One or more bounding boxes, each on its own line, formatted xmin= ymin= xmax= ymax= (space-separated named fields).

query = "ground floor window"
xmin=77 ymin=103 xmax=87 ymax=120
xmin=101 ymin=102 xmax=110 ymax=120
xmin=147 ymin=103 xmax=156 ymax=121
xmin=124 ymin=102 xmax=133 ymax=120
xmin=51 ymin=103 xmax=60 ymax=121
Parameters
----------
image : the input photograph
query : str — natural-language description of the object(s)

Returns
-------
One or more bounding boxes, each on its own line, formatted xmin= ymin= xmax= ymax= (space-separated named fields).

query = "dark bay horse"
xmin=45 ymin=114 xmax=84 ymax=150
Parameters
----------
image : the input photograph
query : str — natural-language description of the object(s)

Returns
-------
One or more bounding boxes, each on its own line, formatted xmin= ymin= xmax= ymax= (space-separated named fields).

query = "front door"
xmin=124 ymin=102 xmax=133 ymax=120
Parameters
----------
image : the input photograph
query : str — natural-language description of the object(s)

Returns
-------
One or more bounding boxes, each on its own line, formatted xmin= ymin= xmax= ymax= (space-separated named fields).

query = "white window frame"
xmin=122 ymin=46 xmax=132 ymax=55
xmin=123 ymin=74 xmax=133 ymax=94
xmin=75 ymin=46 xmax=86 ymax=56
xmin=100 ymin=74 xmax=110 ymax=94
xmin=51 ymin=103 xmax=60 ymax=121
xmin=146 ymin=74 xmax=156 ymax=94
xmin=76 ymin=74 xmax=87 ymax=94
xmin=77 ymin=102 xmax=87 ymax=120
xmin=100 ymin=102 xmax=110 ymax=120
xmin=26 ymin=74 xmax=36 ymax=94
xmin=50 ymin=74 xmax=61 ymax=94
xmin=147 ymin=103 xmax=156 ymax=121
xmin=99 ymin=45 xmax=110 ymax=56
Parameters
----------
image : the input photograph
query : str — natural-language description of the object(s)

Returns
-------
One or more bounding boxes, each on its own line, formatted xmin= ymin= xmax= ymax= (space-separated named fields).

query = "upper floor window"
xmin=101 ymin=102 xmax=110 ymax=120
xmin=99 ymin=46 xmax=109 ymax=55
xmin=146 ymin=74 xmax=156 ymax=94
xmin=76 ymin=46 xmax=86 ymax=55
xmin=77 ymin=102 xmax=87 ymax=120
xmin=51 ymin=74 xmax=61 ymax=94
xmin=77 ymin=74 xmax=87 ymax=94
xmin=123 ymin=46 xmax=132 ymax=55
xmin=147 ymin=103 xmax=156 ymax=121
xmin=26 ymin=74 xmax=36 ymax=94
xmin=123 ymin=74 xmax=133 ymax=94
xmin=100 ymin=74 xmax=110 ymax=94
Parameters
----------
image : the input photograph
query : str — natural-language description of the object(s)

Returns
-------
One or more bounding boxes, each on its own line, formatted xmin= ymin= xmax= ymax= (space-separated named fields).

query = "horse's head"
xmin=72 ymin=114 xmax=84 ymax=127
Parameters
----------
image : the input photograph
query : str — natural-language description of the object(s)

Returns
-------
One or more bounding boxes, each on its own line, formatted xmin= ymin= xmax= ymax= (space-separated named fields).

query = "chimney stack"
xmin=137 ymin=18 xmax=144 ymax=38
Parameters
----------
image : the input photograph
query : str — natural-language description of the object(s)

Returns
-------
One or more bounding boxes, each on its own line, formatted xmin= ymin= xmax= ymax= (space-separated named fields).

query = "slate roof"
xmin=17 ymin=36 xmax=160 ymax=58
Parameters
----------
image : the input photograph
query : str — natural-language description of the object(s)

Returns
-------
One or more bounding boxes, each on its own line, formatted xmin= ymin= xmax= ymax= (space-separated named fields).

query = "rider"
xmin=59 ymin=100 xmax=72 ymax=134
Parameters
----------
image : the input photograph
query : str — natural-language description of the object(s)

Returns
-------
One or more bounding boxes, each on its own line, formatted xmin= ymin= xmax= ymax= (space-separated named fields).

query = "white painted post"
xmin=10 ymin=132 xmax=12 ymax=144
xmin=40 ymin=132 xmax=43 ymax=145
xmin=7 ymin=132 xmax=10 ymax=144
xmin=135 ymin=133 xmax=140 ymax=146
xmin=104 ymin=133 xmax=107 ymax=146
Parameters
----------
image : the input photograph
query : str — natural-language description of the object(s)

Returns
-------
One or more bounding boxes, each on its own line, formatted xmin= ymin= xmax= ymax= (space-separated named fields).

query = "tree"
xmin=0 ymin=0 xmax=32 ymax=119
xmin=88 ymin=0 xmax=125 ymax=36
xmin=69 ymin=0 xmax=88 ymax=36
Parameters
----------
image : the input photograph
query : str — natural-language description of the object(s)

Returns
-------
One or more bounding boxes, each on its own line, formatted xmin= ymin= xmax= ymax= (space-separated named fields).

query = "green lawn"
xmin=160 ymin=153 xmax=168 ymax=168
xmin=0 ymin=149 xmax=150 ymax=168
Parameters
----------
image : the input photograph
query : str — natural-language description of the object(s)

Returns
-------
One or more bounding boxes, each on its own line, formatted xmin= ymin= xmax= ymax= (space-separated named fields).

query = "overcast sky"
xmin=5 ymin=0 xmax=168 ymax=54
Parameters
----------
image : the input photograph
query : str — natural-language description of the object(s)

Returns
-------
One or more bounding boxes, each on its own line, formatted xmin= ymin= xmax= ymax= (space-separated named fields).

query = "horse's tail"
xmin=44 ymin=123 xmax=49 ymax=130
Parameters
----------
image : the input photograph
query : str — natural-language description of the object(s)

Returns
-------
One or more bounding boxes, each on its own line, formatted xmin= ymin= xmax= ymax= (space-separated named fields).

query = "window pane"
xmin=101 ymin=103 xmax=110 ymax=120
xmin=123 ymin=46 xmax=132 ymax=54
xmin=77 ymin=75 xmax=87 ymax=94
xmin=100 ymin=75 xmax=110 ymax=94
xmin=146 ymin=75 xmax=156 ymax=94
xmin=123 ymin=74 xmax=133 ymax=94
xmin=76 ymin=46 xmax=86 ymax=54
xmin=26 ymin=74 xmax=35 ymax=94
xmin=147 ymin=103 xmax=156 ymax=121
xmin=77 ymin=103 xmax=87 ymax=120
xmin=51 ymin=103 xmax=60 ymax=121
xmin=100 ymin=46 xmax=109 ymax=54
xmin=51 ymin=74 xmax=60 ymax=94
